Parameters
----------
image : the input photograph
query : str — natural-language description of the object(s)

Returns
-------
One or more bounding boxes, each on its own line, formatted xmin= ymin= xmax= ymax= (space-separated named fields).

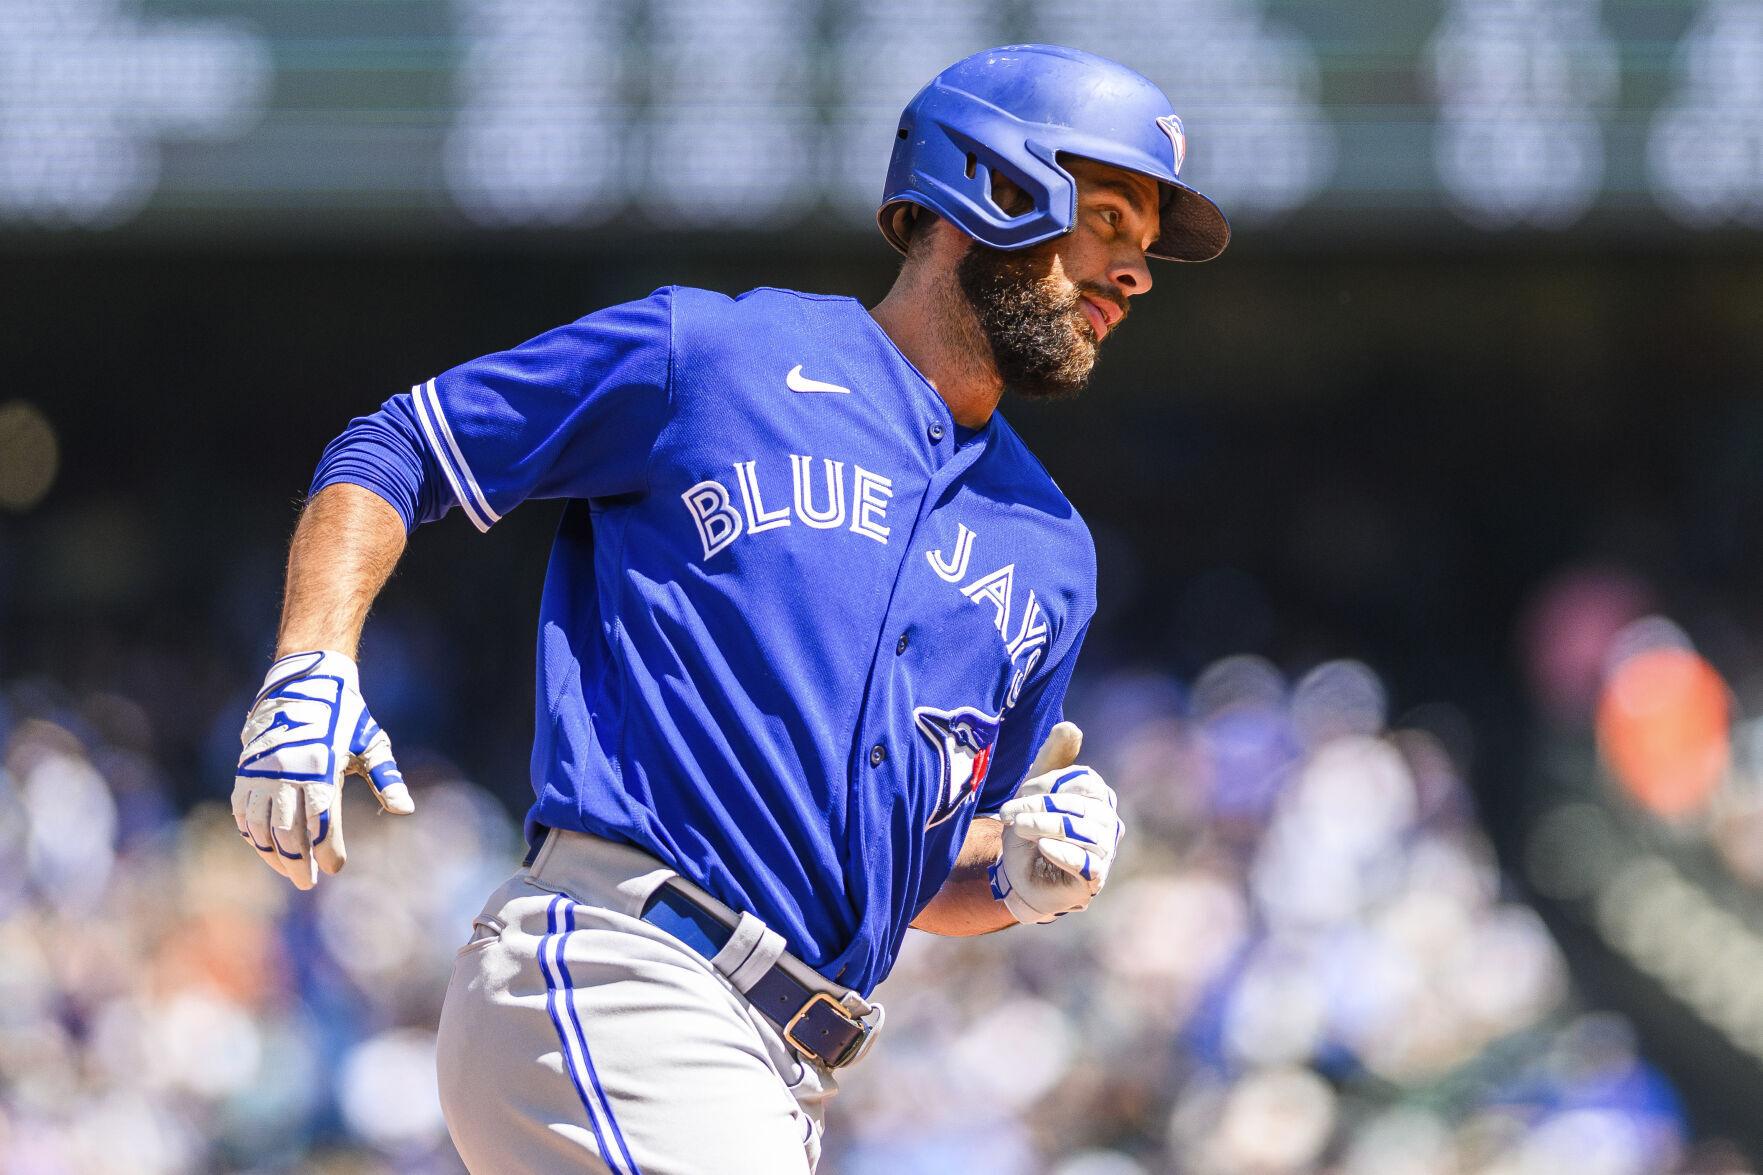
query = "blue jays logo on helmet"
xmin=1157 ymin=114 xmax=1187 ymax=174
xmin=914 ymin=705 xmax=1004 ymax=828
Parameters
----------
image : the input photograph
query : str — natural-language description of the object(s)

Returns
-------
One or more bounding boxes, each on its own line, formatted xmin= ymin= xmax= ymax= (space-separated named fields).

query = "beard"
xmin=955 ymin=242 xmax=1122 ymax=401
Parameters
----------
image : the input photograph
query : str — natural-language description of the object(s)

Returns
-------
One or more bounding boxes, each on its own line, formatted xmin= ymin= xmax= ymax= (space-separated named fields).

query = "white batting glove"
xmin=232 ymin=650 xmax=413 ymax=891
xmin=988 ymin=722 xmax=1125 ymax=925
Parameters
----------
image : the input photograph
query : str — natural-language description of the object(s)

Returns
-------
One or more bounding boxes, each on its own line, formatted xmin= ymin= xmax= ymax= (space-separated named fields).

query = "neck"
xmin=870 ymin=256 xmax=1002 ymax=430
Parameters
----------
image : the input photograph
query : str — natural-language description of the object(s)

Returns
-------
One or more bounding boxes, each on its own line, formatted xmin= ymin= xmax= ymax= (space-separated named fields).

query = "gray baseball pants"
xmin=436 ymin=829 xmax=857 ymax=1173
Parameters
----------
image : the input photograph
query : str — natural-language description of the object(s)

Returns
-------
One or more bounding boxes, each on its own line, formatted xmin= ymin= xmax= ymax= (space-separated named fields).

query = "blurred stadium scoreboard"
xmin=3 ymin=0 xmax=1761 ymax=237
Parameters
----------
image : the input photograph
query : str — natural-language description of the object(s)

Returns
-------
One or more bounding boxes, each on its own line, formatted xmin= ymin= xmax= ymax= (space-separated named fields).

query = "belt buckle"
xmin=783 ymin=991 xmax=870 ymax=1069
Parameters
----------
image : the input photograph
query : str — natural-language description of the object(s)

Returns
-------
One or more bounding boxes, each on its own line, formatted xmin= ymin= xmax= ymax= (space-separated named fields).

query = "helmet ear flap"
xmin=876 ymin=166 xmax=1034 ymax=258
xmin=955 ymin=151 xmax=1028 ymax=220
xmin=972 ymin=133 xmax=1055 ymax=216
xmin=880 ymin=78 xmax=1077 ymax=254
xmin=985 ymin=167 xmax=1034 ymax=219
xmin=938 ymin=125 xmax=1072 ymax=242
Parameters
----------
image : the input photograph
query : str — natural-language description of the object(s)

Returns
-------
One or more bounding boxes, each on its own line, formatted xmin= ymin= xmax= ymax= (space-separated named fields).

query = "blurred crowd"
xmin=0 ymin=678 xmax=505 ymax=1174
xmin=0 ymin=653 xmax=1753 ymax=1174
xmin=834 ymin=657 xmax=1743 ymax=1175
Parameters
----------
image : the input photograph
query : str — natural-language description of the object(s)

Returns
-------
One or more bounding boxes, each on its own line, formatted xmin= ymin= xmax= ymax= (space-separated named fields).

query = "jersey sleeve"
xmin=309 ymin=393 xmax=454 ymax=532
xmin=409 ymin=287 xmax=675 ymax=531
xmin=976 ymin=617 xmax=1092 ymax=814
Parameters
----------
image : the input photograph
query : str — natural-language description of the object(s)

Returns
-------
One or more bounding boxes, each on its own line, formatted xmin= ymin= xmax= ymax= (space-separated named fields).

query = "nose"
xmin=1108 ymin=247 xmax=1153 ymax=298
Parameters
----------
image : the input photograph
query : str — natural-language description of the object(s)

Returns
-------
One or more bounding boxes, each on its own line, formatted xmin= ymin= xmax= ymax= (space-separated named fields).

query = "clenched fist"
xmin=987 ymin=721 xmax=1125 ymax=924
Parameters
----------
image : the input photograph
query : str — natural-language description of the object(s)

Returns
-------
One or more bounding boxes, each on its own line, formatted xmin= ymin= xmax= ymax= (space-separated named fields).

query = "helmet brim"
xmin=1150 ymin=180 xmax=1230 ymax=263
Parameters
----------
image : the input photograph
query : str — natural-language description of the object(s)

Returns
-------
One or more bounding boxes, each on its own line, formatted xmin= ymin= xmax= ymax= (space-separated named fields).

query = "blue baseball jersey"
xmin=316 ymin=286 xmax=1095 ymax=995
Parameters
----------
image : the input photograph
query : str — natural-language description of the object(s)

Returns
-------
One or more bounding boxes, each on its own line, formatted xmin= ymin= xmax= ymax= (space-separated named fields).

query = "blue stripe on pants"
xmin=557 ymin=899 xmax=642 ymax=1175
xmin=538 ymin=894 xmax=621 ymax=1173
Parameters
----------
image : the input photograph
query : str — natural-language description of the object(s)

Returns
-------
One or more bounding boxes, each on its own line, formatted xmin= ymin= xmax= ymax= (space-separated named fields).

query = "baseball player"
xmin=232 ymin=45 xmax=1227 ymax=1173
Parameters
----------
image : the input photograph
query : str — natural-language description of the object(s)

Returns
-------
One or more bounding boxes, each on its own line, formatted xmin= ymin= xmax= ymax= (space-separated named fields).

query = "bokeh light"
xmin=0 ymin=400 xmax=58 ymax=512
xmin=1597 ymin=642 xmax=1732 ymax=819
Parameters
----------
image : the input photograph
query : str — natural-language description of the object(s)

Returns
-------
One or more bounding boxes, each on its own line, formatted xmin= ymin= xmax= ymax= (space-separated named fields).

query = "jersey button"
xmin=869 ymin=743 xmax=887 ymax=767
xmin=895 ymin=633 xmax=909 ymax=655
xmin=927 ymin=422 xmax=946 ymax=443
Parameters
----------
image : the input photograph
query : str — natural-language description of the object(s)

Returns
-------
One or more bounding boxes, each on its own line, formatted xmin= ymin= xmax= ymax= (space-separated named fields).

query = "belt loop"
xmin=714 ymin=912 xmax=786 ymax=993
xmin=616 ymin=868 xmax=678 ymax=919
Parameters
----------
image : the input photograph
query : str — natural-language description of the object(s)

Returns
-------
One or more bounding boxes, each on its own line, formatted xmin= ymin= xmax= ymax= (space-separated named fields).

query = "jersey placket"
xmin=835 ymin=423 xmax=990 ymax=981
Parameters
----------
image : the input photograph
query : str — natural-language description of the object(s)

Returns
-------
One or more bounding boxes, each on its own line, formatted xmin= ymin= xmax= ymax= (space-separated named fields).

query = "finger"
xmin=1009 ymin=810 xmax=1108 ymax=847
xmin=1000 ymin=791 xmax=1110 ymax=824
xmin=1007 ymin=792 xmax=1114 ymax=844
xmin=996 ymin=794 xmax=1046 ymax=823
xmin=270 ymin=783 xmax=299 ymax=835
xmin=230 ymin=780 xmax=252 ymax=837
xmin=272 ymin=788 xmax=317 ymax=891
xmin=240 ymin=795 xmax=289 ymax=879
xmin=354 ymin=732 xmax=414 ymax=816
xmin=1045 ymin=766 xmax=1115 ymax=806
xmin=1026 ymin=721 xmax=1083 ymax=778
xmin=309 ymin=783 xmax=347 ymax=875
xmin=244 ymin=787 xmax=291 ymax=877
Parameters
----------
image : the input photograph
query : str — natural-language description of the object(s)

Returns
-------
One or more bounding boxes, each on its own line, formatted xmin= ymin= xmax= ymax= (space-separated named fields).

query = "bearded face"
xmin=955 ymin=240 xmax=1126 ymax=401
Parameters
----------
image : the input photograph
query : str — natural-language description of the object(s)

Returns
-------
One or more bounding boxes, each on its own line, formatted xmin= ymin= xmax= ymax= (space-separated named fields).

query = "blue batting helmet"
xmin=879 ymin=44 xmax=1230 ymax=263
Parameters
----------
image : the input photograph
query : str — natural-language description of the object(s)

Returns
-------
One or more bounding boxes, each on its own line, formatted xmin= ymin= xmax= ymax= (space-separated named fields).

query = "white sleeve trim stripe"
xmin=410 ymin=380 xmax=491 ymax=533
xmin=419 ymin=378 xmax=503 ymax=527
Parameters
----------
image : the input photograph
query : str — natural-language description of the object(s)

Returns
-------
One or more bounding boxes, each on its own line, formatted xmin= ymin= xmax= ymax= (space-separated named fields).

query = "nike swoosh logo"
xmin=786 ymin=364 xmax=851 ymax=394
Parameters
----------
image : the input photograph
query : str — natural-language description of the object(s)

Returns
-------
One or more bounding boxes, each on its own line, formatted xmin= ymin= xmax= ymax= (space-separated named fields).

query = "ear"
xmin=887 ymin=203 xmax=920 ymax=248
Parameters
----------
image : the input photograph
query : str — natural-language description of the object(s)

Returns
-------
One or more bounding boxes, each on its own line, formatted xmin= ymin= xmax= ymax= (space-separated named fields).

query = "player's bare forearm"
xmin=910 ymin=818 xmax=1016 ymax=936
xmin=274 ymin=483 xmax=407 ymax=658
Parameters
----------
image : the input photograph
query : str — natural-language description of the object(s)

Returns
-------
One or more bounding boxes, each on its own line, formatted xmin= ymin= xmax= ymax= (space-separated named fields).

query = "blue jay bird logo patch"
xmin=913 ymin=705 xmax=1003 ymax=828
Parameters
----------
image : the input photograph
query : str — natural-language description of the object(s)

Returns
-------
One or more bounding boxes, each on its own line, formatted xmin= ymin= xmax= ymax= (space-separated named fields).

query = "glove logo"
xmin=912 ymin=705 xmax=1002 ymax=828
xmin=265 ymin=711 xmax=305 ymax=735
